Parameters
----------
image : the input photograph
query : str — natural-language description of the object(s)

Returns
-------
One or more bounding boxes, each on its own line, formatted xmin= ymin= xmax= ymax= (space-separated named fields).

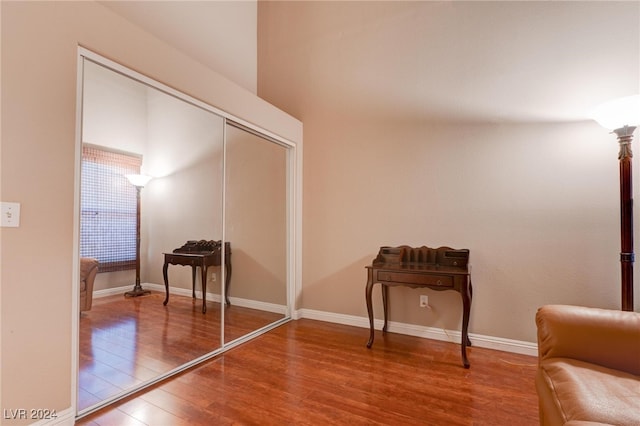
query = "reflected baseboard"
xmin=93 ymin=283 xmax=287 ymax=315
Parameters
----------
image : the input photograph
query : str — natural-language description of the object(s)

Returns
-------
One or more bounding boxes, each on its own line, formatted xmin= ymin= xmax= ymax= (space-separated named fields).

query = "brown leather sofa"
xmin=80 ymin=257 xmax=99 ymax=312
xmin=535 ymin=305 xmax=640 ymax=426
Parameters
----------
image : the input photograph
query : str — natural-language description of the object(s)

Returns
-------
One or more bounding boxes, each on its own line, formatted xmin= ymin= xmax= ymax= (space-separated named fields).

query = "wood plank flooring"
xmin=77 ymin=307 xmax=539 ymax=425
xmin=79 ymin=292 xmax=283 ymax=411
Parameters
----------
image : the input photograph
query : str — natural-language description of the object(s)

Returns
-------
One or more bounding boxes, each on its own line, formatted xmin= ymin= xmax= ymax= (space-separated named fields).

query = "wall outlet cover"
xmin=1 ymin=202 xmax=20 ymax=227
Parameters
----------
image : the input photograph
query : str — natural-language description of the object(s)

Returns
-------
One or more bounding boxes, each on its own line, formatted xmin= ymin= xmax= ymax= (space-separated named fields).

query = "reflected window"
xmin=80 ymin=146 xmax=141 ymax=272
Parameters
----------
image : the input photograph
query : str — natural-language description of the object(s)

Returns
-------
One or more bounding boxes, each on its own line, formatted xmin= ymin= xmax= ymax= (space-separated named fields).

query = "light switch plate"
xmin=1 ymin=202 xmax=21 ymax=227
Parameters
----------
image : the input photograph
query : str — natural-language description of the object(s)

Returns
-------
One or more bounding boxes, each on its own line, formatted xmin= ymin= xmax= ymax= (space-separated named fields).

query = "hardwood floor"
xmin=79 ymin=292 xmax=283 ymax=411
xmin=77 ymin=312 xmax=539 ymax=425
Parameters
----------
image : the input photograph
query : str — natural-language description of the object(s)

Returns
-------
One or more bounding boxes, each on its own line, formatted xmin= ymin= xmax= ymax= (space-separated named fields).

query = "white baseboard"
xmin=92 ymin=285 xmax=133 ymax=298
xmin=93 ymin=288 xmax=536 ymax=356
xmin=296 ymin=308 xmax=538 ymax=357
xmin=93 ymin=283 xmax=286 ymax=315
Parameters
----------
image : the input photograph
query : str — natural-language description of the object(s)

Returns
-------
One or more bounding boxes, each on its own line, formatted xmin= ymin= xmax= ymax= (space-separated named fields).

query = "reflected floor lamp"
xmin=592 ymin=94 xmax=640 ymax=311
xmin=124 ymin=174 xmax=153 ymax=297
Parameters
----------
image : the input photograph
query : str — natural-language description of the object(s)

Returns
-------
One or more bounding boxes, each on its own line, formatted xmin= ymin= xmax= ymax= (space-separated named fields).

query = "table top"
xmin=164 ymin=251 xmax=217 ymax=258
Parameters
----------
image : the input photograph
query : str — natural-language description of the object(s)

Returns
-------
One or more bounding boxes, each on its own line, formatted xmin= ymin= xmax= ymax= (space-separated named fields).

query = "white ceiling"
xmin=99 ymin=1 xmax=638 ymax=124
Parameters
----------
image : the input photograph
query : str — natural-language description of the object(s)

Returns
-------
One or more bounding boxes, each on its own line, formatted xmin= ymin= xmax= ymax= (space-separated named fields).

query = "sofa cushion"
xmin=538 ymin=357 xmax=640 ymax=426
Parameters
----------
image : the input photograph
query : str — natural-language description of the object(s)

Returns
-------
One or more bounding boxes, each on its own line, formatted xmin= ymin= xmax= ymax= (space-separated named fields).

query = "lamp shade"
xmin=125 ymin=174 xmax=153 ymax=187
xmin=590 ymin=94 xmax=640 ymax=131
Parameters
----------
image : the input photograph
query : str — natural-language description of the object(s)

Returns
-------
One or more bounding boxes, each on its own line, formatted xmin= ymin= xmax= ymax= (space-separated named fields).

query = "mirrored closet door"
xmin=76 ymin=51 xmax=296 ymax=417
xmin=223 ymin=124 xmax=289 ymax=344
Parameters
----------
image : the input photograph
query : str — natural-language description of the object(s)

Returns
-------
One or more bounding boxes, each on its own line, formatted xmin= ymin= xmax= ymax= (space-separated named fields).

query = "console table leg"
xmin=224 ymin=257 xmax=232 ymax=306
xmin=191 ymin=266 xmax=196 ymax=299
xmin=162 ymin=263 xmax=170 ymax=306
xmin=365 ymin=278 xmax=375 ymax=348
xmin=382 ymin=284 xmax=389 ymax=333
xmin=460 ymin=279 xmax=472 ymax=368
xmin=201 ymin=266 xmax=207 ymax=314
xmin=466 ymin=279 xmax=473 ymax=347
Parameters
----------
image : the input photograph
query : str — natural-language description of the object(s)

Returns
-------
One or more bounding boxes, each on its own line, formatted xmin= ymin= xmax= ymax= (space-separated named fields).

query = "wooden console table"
xmin=365 ymin=245 xmax=472 ymax=368
xmin=163 ymin=241 xmax=232 ymax=314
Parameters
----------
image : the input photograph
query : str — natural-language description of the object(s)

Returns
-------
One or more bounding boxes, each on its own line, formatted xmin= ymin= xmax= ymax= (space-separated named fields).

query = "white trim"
xmin=293 ymin=132 xmax=303 ymax=316
xmin=297 ymin=308 xmax=538 ymax=357
xmin=92 ymin=283 xmax=287 ymax=315
xmin=91 ymin=285 xmax=131 ymax=298
xmin=221 ymin=119 xmax=228 ymax=345
xmin=69 ymin=51 xmax=84 ymax=424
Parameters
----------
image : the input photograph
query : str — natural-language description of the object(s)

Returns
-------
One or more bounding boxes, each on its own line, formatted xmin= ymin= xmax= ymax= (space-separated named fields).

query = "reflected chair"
xmin=80 ymin=258 xmax=99 ymax=312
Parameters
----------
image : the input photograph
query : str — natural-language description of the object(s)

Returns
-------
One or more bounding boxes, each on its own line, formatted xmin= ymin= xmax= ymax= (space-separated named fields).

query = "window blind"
xmin=80 ymin=146 xmax=142 ymax=272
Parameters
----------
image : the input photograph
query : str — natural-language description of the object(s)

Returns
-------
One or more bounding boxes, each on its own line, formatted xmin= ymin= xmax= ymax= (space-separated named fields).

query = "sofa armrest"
xmin=80 ymin=257 xmax=99 ymax=278
xmin=536 ymin=304 xmax=640 ymax=375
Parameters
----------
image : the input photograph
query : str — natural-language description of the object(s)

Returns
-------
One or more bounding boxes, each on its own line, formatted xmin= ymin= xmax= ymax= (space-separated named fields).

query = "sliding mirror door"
xmin=76 ymin=49 xmax=299 ymax=418
xmin=78 ymin=59 xmax=224 ymax=413
xmin=223 ymin=123 xmax=289 ymax=343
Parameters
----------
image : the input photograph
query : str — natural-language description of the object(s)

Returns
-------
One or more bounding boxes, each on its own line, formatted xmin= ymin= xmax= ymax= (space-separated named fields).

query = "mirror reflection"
xmin=224 ymin=125 xmax=288 ymax=343
xmin=78 ymin=60 xmax=224 ymax=412
xmin=77 ymin=58 xmax=293 ymax=416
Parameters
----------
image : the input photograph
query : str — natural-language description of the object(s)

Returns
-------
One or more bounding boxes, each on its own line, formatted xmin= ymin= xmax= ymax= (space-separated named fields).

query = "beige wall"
xmin=258 ymin=1 xmax=639 ymax=343
xmin=0 ymin=1 xmax=300 ymax=423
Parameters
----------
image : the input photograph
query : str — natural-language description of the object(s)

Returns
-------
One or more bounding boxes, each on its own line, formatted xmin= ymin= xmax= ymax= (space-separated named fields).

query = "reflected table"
xmin=163 ymin=242 xmax=232 ymax=314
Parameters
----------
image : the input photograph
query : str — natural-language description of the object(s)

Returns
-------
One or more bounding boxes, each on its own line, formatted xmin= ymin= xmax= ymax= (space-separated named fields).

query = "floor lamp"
xmin=592 ymin=94 xmax=640 ymax=311
xmin=124 ymin=173 xmax=153 ymax=297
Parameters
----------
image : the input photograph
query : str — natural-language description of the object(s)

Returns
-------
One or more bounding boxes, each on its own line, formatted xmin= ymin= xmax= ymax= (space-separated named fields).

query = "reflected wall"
xmin=224 ymin=124 xmax=288 ymax=342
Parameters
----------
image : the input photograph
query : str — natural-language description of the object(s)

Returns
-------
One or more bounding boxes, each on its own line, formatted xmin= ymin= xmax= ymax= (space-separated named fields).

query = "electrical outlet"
xmin=419 ymin=295 xmax=429 ymax=308
xmin=210 ymin=272 xmax=217 ymax=282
